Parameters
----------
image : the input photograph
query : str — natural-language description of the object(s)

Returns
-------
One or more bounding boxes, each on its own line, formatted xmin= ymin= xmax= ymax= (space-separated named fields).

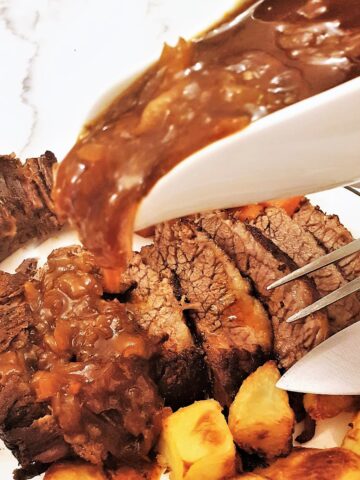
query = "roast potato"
xmin=234 ymin=474 xmax=267 ymax=479
xmin=110 ymin=464 xmax=163 ymax=479
xmin=342 ymin=411 xmax=360 ymax=457
xmin=45 ymin=461 xmax=163 ymax=480
xmin=304 ymin=394 xmax=359 ymax=420
xmin=158 ymin=399 xmax=236 ymax=480
xmin=228 ymin=361 xmax=294 ymax=459
xmin=255 ymin=447 xmax=360 ymax=479
xmin=44 ymin=462 xmax=106 ymax=480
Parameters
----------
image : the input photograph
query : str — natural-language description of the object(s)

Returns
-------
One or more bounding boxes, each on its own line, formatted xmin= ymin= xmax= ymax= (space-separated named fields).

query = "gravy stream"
xmin=54 ymin=0 xmax=360 ymax=291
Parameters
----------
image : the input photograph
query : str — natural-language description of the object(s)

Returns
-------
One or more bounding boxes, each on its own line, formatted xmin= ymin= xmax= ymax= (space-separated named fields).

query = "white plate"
xmin=0 ymin=186 xmax=359 ymax=479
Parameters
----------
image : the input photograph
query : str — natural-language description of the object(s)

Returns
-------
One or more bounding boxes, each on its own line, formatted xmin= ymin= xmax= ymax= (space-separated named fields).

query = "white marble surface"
xmin=0 ymin=0 xmax=239 ymax=161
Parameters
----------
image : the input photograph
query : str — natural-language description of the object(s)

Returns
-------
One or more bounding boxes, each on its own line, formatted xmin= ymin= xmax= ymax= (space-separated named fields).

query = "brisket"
xmin=0 ymin=247 xmax=164 ymax=475
xmin=196 ymin=211 xmax=328 ymax=369
xmin=152 ymin=219 xmax=272 ymax=406
xmin=0 ymin=260 xmax=36 ymax=353
xmin=0 ymin=151 xmax=61 ymax=262
xmin=4 ymin=415 xmax=70 ymax=467
xmin=294 ymin=199 xmax=360 ymax=283
xmin=0 ymin=260 xmax=69 ymax=473
xmin=122 ymin=250 xmax=208 ymax=408
xmin=252 ymin=207 xmax=360 ymax=333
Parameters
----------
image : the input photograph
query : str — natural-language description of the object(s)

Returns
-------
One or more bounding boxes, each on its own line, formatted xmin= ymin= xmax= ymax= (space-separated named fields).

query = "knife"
xmin=277 ymin=322 xmax=360 ymax=395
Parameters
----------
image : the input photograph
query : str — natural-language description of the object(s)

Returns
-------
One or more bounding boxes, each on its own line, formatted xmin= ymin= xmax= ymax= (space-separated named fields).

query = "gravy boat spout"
xmin=134 ymin=77 xmax=360 ymax=230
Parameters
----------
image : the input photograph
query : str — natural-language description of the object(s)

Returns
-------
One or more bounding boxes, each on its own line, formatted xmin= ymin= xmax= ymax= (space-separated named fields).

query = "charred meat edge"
xmin=121 ymin=249 xmax=209 ymax=409
xmin=252 ymin=206 xmax=360 ymax=334
xmin=195 ymin=210 xmax=329 ymax=370
xmin=0 ymin=151 xmax=62 ymax=262
xmin=151 ymin=218 xmax=272 ymax=406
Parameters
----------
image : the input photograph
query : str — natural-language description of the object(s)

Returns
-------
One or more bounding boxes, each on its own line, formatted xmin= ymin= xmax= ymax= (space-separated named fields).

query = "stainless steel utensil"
xmin=267 ymin=239 xmax=360 ymax=323
xmin=277 ymin=321 xmax=360 ymax=394
xmin=271 ymin=221 xmax=360 ymax=394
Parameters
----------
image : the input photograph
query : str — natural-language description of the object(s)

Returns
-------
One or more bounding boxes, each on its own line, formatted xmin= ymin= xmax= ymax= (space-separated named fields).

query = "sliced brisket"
xmin=0 ymin=247 xmax=164 ymax=475
xmin=252 ymin=207 xmax=360 ymax=333
xmin=0 ymin=260 xmax=69 ymax=473
xmin=196 ymin=211 xmax=328 ymax=369
xmin=4 ymin=415 xmax=70 ymax=467
xmin=122 ymin=250 xmax=208 ymax=408
xmin=0 ymin=261 xmax=36 ymax=353
xmin=152 ymin=219 xmax=272 ymax=406
xmin=0 ymin=151 xmax=61 ymax=262
xmin=294 ymin=199 xmax=360 ymax=283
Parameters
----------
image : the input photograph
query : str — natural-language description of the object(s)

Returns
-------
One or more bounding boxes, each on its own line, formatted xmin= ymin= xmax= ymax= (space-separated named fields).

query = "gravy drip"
xmin=54 ymin=0 xmax=360 ymax=291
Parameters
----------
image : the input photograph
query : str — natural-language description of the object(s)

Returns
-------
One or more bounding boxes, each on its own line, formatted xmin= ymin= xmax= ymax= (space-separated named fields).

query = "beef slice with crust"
xmin=252 ymin=206 xmax=360 ymax=333
xmin=0 ymin=259 xmax=38 ymax=357
xmin=4 ymin=415 xmax=70 ymax=467
xmin=0 ymin=261 xmax=71 ymax=473
xmin=294 ymin=199 xmax=360 ymax=283
xmin=0 ymin=247 xmax=165 ymax=477
xmin=122 ymin=250 xmax=209 ymax=408
xmin=196 ymin=211 xmax=329 ymax=369
xmin=0 ymin=151 xmax=62 ymax=262
xmin=152 ymin=219 xmax=272 ymax=406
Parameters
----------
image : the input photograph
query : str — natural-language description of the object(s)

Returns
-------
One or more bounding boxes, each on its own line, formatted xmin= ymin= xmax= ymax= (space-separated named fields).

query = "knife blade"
xmin=277 ymin=321 xmax=360 ymax=395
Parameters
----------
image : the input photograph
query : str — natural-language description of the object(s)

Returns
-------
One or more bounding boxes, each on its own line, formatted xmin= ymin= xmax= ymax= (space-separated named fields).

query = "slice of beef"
xmin=196 ymin=211 xmax=328 ymax=369
xmin=252 ymin=206 xmax=360 ymax=333
xmin=294 ymin=199 xmax=360 ymax=283
xmin=0 ymin=368 xmax=47 ymax=432
xmin=152 ymin=219 xmax=272 ymax=406
xmin=4 ymin=415 xmax=70 ymax=467
xmin=0 ymin=260 xmax=69 ymax=474
xmin=122 ymin=250 xmax=208 ymax=408
xmin=0 ymin=247 xmax=165 ymax=477
xmin=53 ymin=358 xmax=164 ymax=466
xmin=0 ymin=260 xmax=37 ymax=354
xmin=0 ymin=151 xmax=61 ymax=262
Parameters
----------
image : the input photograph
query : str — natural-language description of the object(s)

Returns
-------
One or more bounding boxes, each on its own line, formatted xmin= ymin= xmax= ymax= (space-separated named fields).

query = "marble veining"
xmin=0 ymin=0 xmax=238 ymax=161
xmin=0 ymin=5 xmax=40 ymax=155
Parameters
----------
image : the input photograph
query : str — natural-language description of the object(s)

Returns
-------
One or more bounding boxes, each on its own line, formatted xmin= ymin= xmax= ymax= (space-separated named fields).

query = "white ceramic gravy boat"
xmin=85 ymin=71 xmax=360 ymax=231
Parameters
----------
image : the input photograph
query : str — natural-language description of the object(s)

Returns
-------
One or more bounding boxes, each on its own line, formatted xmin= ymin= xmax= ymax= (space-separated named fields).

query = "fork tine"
xmin=286 ymin=276 xmax=360 ymax=323
xmin=345 ymin=186 xmax=360 ymax=197
xmin=267 ymin=238 xmax=360 ymax=290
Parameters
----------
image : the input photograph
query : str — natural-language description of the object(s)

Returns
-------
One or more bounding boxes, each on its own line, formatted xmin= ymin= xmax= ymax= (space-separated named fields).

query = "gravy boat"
xmin=85 ymin=72 xmax=360 ymax=231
